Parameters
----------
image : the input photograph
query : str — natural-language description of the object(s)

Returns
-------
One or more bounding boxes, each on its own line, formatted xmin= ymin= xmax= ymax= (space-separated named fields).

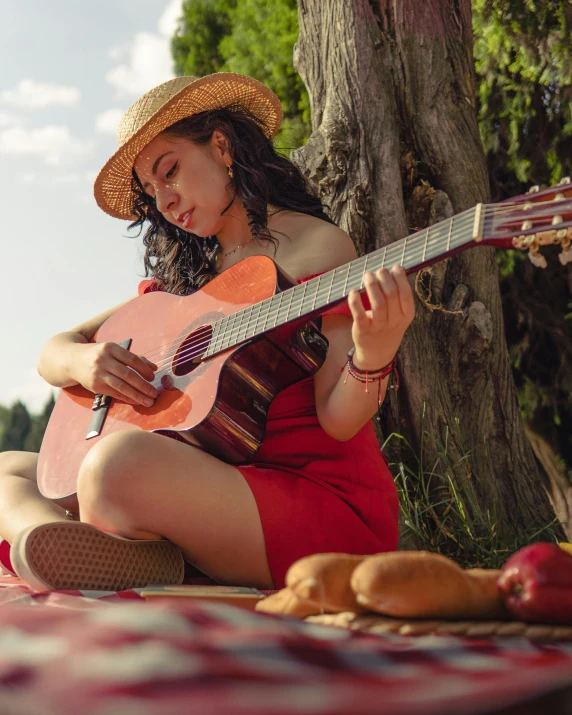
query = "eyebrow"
xmin=140 ymin=151 xmax=175 ymax=190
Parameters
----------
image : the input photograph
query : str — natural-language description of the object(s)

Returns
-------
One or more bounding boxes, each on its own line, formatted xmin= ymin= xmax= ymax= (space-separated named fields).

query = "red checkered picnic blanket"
xmin=1 ymin=572 xmax=572 ymax=715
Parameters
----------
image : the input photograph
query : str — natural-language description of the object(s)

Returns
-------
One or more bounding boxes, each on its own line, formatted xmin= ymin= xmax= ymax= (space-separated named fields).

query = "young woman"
xmin=0 ymin=73 xmax=414 ymax=592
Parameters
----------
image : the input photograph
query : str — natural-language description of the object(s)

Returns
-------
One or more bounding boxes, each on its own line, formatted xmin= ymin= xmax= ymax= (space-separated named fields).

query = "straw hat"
xmin=94 ymin=72 xmax=283 ymax=220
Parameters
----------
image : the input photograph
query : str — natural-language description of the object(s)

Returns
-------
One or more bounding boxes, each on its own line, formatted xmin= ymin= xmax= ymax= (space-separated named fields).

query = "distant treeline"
xmin=0 ymin=396 xmax=56 ymax=454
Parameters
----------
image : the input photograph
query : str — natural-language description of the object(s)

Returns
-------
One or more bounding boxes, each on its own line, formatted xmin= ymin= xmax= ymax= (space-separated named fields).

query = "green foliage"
xmin=0 ymin=405 xmax=9 ymax=444
xmin=0 ymin=395 xmax=56 ymax=453
xmin=385 ymin=429 xmax=560 ymax=569
xmin=23 ymin=394 xmax=55 ymax=453
xmin=171 ymin=0 xmax=235 ymax=77
xmin=171 ymin=0 xmax=311 ymax=149
xmin=473 ymin=0 xmax=572 ymax=195
xmin=0 ymin=401 xmax=32 ymax=453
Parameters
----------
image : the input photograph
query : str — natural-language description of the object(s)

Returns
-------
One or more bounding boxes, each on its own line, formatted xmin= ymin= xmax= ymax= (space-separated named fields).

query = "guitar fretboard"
xmin=205 ymin=205 xmax=481 ymax=356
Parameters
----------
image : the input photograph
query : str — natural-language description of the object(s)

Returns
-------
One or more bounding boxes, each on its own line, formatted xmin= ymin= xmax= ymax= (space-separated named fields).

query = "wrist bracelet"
xmin=342 ymin=347 xmax=400 ymax=406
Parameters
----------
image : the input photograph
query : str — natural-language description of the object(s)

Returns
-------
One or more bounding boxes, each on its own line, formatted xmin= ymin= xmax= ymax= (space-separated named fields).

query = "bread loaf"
xmin=351 ymin=551 xmax=508 ymax=620
xmin=254 ymin=587 xmax=323 ymax=617
xmin=286 ymin=553 xmax=368 ymax=613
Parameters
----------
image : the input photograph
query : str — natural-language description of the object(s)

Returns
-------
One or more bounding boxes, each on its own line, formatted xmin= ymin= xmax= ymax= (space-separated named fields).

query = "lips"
xmin=177 ymin=209 xmax=194 ymax=229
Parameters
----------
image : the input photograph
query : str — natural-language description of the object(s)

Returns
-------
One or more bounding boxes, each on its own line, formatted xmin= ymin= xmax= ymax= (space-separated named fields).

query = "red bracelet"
xmin=342 ymin=348 xmax=399 ymax=406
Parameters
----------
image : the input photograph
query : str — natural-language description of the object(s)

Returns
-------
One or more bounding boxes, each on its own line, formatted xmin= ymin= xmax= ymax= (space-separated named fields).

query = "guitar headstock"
xmin=482 ymin=177 xmax=572 ymax=268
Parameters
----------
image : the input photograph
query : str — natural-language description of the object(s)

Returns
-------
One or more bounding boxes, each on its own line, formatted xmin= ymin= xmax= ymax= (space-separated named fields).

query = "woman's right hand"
xmin=73 ymin=342 xmax=159 ymax=407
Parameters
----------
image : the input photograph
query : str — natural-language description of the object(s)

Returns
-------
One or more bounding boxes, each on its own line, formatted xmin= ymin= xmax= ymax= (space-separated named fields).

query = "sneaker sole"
xmin=11 ymin=522 xmax=185 ymax=592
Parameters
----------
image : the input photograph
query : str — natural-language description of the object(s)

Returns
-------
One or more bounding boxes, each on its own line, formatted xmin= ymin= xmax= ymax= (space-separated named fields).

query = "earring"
xmin=227 ymin=165 xmax=234 ymax=179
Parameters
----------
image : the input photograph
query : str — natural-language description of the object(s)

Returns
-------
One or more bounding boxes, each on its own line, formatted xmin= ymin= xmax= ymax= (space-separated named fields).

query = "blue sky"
xmin=0 ymin=0 xmax=183 ymax=411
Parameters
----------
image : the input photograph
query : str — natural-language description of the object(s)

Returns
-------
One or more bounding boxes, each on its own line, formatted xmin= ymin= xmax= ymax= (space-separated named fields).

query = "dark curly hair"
xmin=129 ymin=107 xmax=333 ymax=295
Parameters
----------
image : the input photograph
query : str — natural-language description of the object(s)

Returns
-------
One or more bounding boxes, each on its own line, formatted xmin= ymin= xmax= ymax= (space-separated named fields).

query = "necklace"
xmin=219 ymin=237 xmax=256 ymax=259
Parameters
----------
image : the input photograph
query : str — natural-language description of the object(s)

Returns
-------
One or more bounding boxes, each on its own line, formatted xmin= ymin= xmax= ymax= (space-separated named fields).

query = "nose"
xmin=155 ymin=184 xmax=178 ymax=215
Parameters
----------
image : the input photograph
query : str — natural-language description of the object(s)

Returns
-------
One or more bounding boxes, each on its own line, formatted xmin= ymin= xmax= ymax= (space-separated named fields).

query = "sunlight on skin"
xmin=133 ymin=132 xmax=254 ymax=253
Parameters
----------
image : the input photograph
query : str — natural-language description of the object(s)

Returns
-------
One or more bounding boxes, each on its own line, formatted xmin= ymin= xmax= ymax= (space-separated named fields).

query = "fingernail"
xmin=144 ymin=398 xmax=154 ymax=407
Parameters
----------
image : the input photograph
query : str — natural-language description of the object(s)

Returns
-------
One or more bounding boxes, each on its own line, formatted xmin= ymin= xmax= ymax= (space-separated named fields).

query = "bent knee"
xmin=0 ymin=450 xmax=39 ymax=482
xmin=77 ymin=431 xmax=153 ymax=528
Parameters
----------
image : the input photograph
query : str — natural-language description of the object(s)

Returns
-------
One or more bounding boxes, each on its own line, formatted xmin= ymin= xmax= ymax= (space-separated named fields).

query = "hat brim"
xmin=94 ymin=73 xmax=283 ymax=220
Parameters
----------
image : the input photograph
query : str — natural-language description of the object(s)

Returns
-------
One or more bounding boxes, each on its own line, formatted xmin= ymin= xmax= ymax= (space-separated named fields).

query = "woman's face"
xmin=133 ymin=130 xmax=234 ymax=237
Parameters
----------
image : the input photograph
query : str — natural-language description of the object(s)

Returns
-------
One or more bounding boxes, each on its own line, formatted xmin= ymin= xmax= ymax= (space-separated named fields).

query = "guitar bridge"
xmin=85 ymin=338 xmax=132 ymax=440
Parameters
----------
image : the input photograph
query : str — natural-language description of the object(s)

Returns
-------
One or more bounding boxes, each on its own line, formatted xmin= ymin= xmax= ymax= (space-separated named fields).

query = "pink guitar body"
xmin=37 ymin=257 xmax=328 ymax=504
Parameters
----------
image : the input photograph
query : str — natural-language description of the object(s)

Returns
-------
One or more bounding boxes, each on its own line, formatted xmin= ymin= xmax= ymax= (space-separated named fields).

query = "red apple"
xmin=497 ymin=542 xmax=572 ymax=624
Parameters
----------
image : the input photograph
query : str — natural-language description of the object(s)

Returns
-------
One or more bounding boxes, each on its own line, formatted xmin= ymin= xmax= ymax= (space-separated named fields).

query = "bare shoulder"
xmin=270 ymin=210 xmax=357 ymax=280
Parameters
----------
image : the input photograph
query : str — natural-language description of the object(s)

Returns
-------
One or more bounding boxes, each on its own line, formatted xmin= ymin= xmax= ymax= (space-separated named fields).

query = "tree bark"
xmin=292 ymin=0 xmax=564 ymax=546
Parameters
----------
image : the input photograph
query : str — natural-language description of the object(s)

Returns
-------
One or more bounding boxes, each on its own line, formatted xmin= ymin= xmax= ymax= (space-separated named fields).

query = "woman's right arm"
xmin=37 ymin=297 xmax=159 ymax=407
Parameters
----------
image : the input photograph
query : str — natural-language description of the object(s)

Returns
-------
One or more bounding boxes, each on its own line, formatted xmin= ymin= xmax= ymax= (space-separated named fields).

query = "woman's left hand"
xmin=348 ymin=265 xmax=415 ymax=370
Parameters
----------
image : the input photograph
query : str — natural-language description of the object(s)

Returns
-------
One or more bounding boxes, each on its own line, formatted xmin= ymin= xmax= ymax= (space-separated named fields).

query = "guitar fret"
xmin=272 ymin=290 xmax=284 ymax=328
xmin=231 ymin=305 xmax=245 ymax=344
xmin=312 ymin=275 xmax=321 ymax=310
xmin=294 ymin=281 xmax=307 ymax=317
xmin=203 ymin=207 xmax=480 ymax=357
xmin=283 ymin=282 xmax=295 ymax=323
xmin=225 ymin=311 xmax=238 ymax=346
xmin=234 ymin=304 xmax=249 ymax=344
xmin=446 ymin=215 xmax=454 ymax=252
xmin=341 ymin=265 xmax=350 ymax=299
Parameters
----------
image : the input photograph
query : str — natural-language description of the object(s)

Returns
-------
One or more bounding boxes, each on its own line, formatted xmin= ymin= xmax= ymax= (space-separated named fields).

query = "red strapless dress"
xmin=139 ymin=275 xmax=399 ymax=588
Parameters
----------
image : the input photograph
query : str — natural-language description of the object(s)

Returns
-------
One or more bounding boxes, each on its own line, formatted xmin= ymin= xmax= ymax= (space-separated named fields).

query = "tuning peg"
xmin=557 ymin=176 xmax=571 ymax=186
xmin=559 ymin=246 xmax=572 ymax=265
xmin=528 ymin=251 xmax=548 ymax=269
xmin=526 ymin=185 xmax=540 ymax=194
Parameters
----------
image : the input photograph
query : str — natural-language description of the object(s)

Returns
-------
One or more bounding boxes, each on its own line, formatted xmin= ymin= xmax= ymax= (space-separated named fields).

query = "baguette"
xmin=351 ymin=551 xmax=509 ymax=620
xmin=286 ymin=553 xmax=368 ymax=613
xmin=254 ymin=587 xmax=324 ymax=618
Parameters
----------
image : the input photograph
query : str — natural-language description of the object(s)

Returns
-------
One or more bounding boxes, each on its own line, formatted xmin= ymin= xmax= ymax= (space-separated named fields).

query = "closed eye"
xmin=166 ymin=162 xmax=178 ymax=179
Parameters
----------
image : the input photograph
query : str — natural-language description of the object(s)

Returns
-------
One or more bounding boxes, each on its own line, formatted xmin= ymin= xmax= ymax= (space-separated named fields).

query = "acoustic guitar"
xmin=37 ymin=181 xmax=572 ymax=503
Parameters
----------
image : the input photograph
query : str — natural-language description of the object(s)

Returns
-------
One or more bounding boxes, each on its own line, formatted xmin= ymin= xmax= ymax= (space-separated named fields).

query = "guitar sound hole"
xmin=172 ymin=325 xmax=213 ymax=376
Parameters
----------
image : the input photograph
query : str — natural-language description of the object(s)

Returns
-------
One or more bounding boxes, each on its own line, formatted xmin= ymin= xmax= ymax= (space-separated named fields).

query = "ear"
xmin=210 ymin=130 xmax=231 ymax=162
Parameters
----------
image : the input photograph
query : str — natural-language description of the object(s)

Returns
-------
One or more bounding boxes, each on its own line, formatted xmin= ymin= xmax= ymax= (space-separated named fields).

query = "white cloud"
xmin=0 ymin=125 xmax=92 ymax=166
xmin=105 ymin=32 xmax=175 ymax=98
xmin=158 ymin=0 xmax=184 ymax=37
xmin=95 ymin=108 xmax=124 ymax=135
xmin=108 ymin=44 xmax=129 ymax=61
xmin=0 ymin=79 xmax=80 ymax=109
xmin=0 ymin=112 xmax=19 ymax=128
xmin=105 ymin=0 xmax=183 ymax=98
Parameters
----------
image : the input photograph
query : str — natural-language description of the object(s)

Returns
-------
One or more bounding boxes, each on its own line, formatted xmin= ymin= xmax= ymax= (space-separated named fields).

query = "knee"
xmin=77 ymin=431 xmax=146 ymax=531
xmin=0 ymin=451 xmax=38 ymax=482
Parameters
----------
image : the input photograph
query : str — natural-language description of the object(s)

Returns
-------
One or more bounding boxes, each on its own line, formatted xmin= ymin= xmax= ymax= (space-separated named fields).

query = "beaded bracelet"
xmin=342 ymin=347 xmax=399 ymax=406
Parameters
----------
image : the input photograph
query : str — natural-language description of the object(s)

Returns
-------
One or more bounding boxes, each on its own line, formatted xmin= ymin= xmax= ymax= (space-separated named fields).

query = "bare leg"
xmin=0 ymin=451 xmax=69 ymax=544
xmin=77 ymin=431 xmax=274 ymax=589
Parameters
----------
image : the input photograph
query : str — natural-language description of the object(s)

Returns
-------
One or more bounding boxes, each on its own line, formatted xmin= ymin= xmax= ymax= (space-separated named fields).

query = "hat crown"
xmin=117 ymin=76 xmax=198 ymax=145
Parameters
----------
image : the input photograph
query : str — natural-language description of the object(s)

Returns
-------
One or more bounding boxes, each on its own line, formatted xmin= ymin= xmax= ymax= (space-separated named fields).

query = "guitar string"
xmin=141 ymin=203 xmax=558 ymax=375
xmin=126 ymin=202 xmax=567 ymax=377
xmin=142 ymin=210 xmax=481 ymax=375
xmin=139 ymin=209 xmax=481 ymax=369
xmin=144 ymin=200 xmax=571 ymax=376
xmin=136 ymin=200 xmax=565 ymax=367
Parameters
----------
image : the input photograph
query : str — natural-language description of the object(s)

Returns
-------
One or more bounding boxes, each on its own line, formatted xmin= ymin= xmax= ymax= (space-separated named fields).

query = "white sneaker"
xmin=11 ymin=521 xmax=185 ymax=592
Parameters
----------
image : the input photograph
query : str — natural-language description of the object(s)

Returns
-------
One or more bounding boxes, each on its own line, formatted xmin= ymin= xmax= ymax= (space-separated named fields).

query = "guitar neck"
xmin=206 ymin=205 xmax=483 ymax=356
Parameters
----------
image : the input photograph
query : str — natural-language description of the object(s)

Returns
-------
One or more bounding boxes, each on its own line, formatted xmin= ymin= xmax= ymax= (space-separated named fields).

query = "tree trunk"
xmin=292 ymin=0 xmax=564 ymax=548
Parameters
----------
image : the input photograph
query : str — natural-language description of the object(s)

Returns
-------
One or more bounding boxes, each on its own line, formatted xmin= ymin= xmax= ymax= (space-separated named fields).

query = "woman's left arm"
xmin=314 ymin=265 xmax=415 ymax=441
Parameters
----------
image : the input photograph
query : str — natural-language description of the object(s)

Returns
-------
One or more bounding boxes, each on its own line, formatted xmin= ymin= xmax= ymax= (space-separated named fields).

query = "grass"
xmin=382 ymin=420 xmax=561 ymax=570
